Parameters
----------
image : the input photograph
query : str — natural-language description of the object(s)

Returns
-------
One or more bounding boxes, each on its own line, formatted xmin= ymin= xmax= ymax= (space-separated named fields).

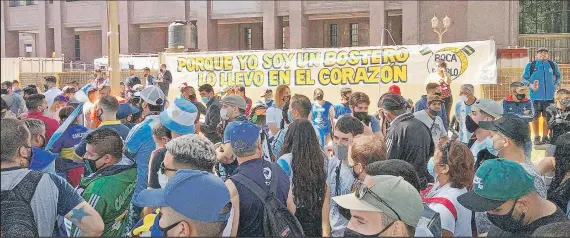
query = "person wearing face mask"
xmin=43 ymin=76 xmax=62 ymax=108
xmin=545 ymin=89 xmax=570 ymax=155
xmin=312 ymin=88 xmax=335 ymax=145
xmin=215 ymin=95 xmax=248 ymax=180
xmin=198 ymin=84 xmax=222 ymax=143
xmin=1 ymin=118 xmax=105 ymax=237
xmin=334 ymin=175 xmax=423 ymax=237
xmin=379 ymin=93 xmax=434 ymax=190
xmin=269 ymin=94 xmax=324 ymax=162
xmin=344 ymin=92 xmax=382 ymax=136
xmin=414 ymin=95 xmax=449 ymax=147
xmin=522 ymin=48 xmax=562 ymax=146
xmin=458 ymin=159 xmax=568 ymax=237
xmin=347 ymin=134 xmax=387 ymax=182
xmin=22 ymin=118 xmax=57 ymax=174
xmin=143 ymin=67 xmax=157 ymax=87
xmin=326 ymin=115 xmax=364 ymax=236
xmin=179 ymin=83 xmax=206 ymax=133
xmin=69 ymin=128 xmax=136 ymax=237
xmin=501 ymin=82 xmax=535 ymax=156
xmin=21 ymin=94 xmax=60 ymax=141
xmin=1 ymin=81 xmax=26 ymax=117
xmin=415 ymin=83 xmax=449 ymax=130
xmin=265 ymin=85 xmax=291 ymax=136
xmin=463 ymin=99 xmax=503 ymax=159
xmin=453 ymin=84 xmax=477 ymax=144
xmin=135 ymin=169 xmax=231 ymax=237
xmin=334 ymin=87 xmax=353 ymax=119
xmin=423 ymin=140 xmax=474 ymax=237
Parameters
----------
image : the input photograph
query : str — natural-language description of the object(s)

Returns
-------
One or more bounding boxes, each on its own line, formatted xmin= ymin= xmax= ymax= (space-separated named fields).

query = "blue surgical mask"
xmin=484 ymin=137 xmax=499 ymax=156
xmin=201 ymin=97 xmax=210 ymax=104
xmin=427 ymin=157 xmax=436 ymax=179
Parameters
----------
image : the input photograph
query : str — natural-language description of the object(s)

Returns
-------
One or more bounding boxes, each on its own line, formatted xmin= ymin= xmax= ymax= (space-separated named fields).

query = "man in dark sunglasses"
xmin=333 ymin=175 xmax=423 ymax=237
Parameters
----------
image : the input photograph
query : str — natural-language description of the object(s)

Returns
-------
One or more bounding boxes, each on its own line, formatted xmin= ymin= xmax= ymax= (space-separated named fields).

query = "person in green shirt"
xmin=70 ymin=128 xmax=137 ymax=237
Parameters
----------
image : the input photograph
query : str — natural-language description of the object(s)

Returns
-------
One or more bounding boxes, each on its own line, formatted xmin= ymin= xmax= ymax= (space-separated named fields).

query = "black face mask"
xmin=354 ymin=112 xmax=371 ymax=126
xmin=314 ymin=95 xmax=324 ymax=101
xmin=96 ymin=108 xmax=103 ymax=122
xmin=44 ymin=84 xmax=50 ymax=91
xmin=428 ymin=108 xmax=439 ymax=116
xmin=284 ymin=95 xmax=291 ymax=104
xmin=465 ymin=115 xmax=480 ymax=133
xmin=487 ymin=200 xmax=526 ymax=233
xmin=434 ymin=92 xmax=442 ymax=97
xmin=189 ymin=94 xmax=197 ymax=101
xmin=515 ymin=93 xmax=526 ymax=100
xmin=343 ymin=221 xmax=394 ymax=237
xmin=158 ymin=221 xmax=181 ymax=237
xmin=38 ymin=135 xmax=46 ymax=150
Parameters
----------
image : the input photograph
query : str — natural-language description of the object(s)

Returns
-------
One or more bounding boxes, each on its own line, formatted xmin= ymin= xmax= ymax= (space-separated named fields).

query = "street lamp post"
xmin=431 ymin=14 xmax=451 ymax=44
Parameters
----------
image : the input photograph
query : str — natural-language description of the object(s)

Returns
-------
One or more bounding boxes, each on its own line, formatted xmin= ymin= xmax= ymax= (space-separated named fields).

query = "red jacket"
xmin=21 ymin=110 xmax=60 ymax=141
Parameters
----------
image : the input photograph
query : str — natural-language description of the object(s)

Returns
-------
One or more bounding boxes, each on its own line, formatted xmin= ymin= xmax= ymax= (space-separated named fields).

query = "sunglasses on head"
xmin=355 ymin=184 xmax=401 ymax=221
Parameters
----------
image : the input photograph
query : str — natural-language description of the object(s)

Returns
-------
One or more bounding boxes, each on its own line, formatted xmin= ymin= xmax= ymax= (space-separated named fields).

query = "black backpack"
xmin=529 ymin=60 xmax=555 ymax=76
xmin=231 ymin=163 xmax=305 ymax=237
xmin=1 ymin=171 xmax=44 ymax=237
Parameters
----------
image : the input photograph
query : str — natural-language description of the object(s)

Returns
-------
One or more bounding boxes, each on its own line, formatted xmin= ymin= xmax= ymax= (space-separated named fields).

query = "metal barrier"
xmin=18 ymin=70 xmax=159 ymax=93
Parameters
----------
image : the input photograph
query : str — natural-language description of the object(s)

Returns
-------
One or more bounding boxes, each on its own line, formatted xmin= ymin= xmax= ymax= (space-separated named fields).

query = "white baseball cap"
xmin=472 ymin=99 xmax=503 ymax=118
xmin=139 ymin=85 xmax=165 ymax=106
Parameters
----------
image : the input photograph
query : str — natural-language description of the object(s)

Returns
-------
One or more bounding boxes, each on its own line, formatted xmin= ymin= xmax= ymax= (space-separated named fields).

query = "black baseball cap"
xmin=479 ymin=114 xmax=530 ymax=143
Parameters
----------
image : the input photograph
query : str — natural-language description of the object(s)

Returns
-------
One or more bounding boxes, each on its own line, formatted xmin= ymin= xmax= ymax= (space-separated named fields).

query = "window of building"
xmin=244 ymin=28 xmax=252 ymax=50
xmin=519 ymin=0 xmax=570 ymax=34
xmin=330 ymin=24 xmax=339 ymax=47
xmin=25 ymin=0 xmax=36 ymax=5
xmin=350 ymin=23 xmax=359 ymax=46
xmin=283 ymin=26 xmax=287 ymax=49
xmin=74 ymin=35 xmax=80 ymax=61
xmin=9 ymin=0 xmax=20 ymax=7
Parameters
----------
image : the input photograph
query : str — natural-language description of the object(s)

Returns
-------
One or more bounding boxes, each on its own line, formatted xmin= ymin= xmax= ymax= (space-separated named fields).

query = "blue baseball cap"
xmin=159 ymin=98 xmax=197 ymax=135
xmin=228 ymin=121 xmax=261 ymax=151
xmin=116 ymin=103 xmax=140 ymax=120
xmin=136 ymin=169 xmax=231 ymax=222
xmin=28 ymin=147 xmax=57 ymax=171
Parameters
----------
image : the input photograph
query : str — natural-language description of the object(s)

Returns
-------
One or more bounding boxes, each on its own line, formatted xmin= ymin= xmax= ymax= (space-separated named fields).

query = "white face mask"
xmin=158 ymin=171 xmax=169 ymax=188
xmin=459 ymin=95 xmax=468 ymax=102
xmin=220 ymin=108 xmax=230 ymax=121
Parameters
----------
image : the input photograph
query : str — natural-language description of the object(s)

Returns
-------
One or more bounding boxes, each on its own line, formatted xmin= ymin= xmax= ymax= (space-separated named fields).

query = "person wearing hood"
xmin=69 ymin=128 xmax=136 ymax=237
xmin=501 ymin=82 xmax=534 ymax=156
xmin=415 ymin=83 xmax=449 ymax=130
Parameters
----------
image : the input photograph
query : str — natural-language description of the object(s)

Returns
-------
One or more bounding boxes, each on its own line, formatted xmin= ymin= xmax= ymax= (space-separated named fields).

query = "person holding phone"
xmin=342 ymin=92 xmax=382 ymax=137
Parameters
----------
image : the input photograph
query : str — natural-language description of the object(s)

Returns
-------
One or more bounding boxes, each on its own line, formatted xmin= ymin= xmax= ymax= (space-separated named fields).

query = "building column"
xmin=402 ymin=1 xmax=419 ymax=44
xmin=288 ymin=1 xmax=308 ymax=49
xmin=119 ymin=0 xmax=140 ymax=54
xmin=101 ymin=1 xmax=109 ymax=56
xmin=262 ymin=1 xmax=283 ymax=49
xmin=1 ymin=1 xmax=19 ymax=57
xmin=508 ymin=1 xmax=519 ymax=46
xmin=53 ymin=0 xmax=75 ymax=60
xmin=369 ymin=1 xmax=385 ymax=46
xmin=37 ymin=0 xmax=54 ymax=57
xmin=196 ymin=0 xmax=217 ymax=51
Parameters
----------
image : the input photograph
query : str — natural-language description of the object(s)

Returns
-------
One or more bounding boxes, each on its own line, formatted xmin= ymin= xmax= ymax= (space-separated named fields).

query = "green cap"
xmin=457 ymin=159 xmax=535 ymax=212
xmin=333 ymin=175 xmax=423 ymax=227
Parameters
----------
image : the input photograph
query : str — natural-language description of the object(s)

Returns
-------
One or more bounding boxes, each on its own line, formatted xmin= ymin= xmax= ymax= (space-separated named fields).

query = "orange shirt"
xmin=89 ymin=96 xmax=126 ymax=128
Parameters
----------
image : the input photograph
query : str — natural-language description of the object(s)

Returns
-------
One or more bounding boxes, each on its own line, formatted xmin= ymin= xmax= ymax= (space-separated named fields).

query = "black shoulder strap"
xmin=12 ymin=171 xmax=44 ymax=203
xmin=529 ymin=60 xmax=537 ymax=76
xmin=269 ymin=162 xmax=279 ymax=196
xmin=548 ymin=60 xmax=555 ymax=71
xmin=232 ymin=174 xmax=269 ymax=205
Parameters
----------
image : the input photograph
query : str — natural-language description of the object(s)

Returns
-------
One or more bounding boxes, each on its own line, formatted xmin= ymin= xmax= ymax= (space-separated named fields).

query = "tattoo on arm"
xmin=70 ymin=207 xmax=91 ymax=224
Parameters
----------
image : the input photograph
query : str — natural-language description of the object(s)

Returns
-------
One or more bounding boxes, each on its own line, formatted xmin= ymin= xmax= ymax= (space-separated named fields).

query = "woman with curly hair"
xmin=276 ymin=120 xmax=330 ymax=236
xmin=423 ymin=140 xmax=474 ymax=237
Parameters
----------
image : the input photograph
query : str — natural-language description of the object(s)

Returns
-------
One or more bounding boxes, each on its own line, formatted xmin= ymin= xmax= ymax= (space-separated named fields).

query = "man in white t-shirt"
xmin=43 ymin=76 xmax=62 ymax=108
xmin=82 ymin=88 xmax=99 ymax=128
xmin=414 ymin=95 xmax=448 ymax=146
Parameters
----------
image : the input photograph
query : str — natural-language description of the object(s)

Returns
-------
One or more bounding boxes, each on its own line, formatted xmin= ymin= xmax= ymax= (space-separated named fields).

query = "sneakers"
xmin=534 ymin=136 xmax=544 ymax=146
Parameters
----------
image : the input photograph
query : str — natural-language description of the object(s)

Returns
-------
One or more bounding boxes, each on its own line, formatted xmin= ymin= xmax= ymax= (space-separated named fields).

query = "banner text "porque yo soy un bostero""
xmin=163 ymin=40 xmax=497 ymax=89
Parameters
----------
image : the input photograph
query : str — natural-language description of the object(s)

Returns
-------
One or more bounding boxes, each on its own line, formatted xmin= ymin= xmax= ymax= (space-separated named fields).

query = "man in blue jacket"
xmin=501 ymin=82 xmax=534 ymax=156
xmin=522 ymin=48 xmax=562 ymax=145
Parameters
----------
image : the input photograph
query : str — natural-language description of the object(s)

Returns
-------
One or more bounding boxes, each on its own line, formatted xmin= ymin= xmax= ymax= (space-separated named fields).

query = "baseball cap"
xmin=472 ymin=99 xmax=503 ymax=118
xmin=139 ymin=85 xmax=164 ymax=106
xmin=116 ymin=103 xmax=140 ymax=120
xmin=333 ymin=175 xmax=423 ymax=227
xmin=388 ymin=85 xmax=401 ymax=95
xmin=54 ymin=95 xmax=69 ymax=103
xmin=136 ymin=169 xmax=231 ymax=222
xmin=536 ymin=47 xmax=549 ymax=53
xmin=159 ymin=98 xmax=198 ymax=135
xmin=427 ymin=95 xmax=444 ymax=105
xmin=221 ymin=95 xmax=247 ymax=110
xmin=461 ymin=84 xmax=474 ymax=94
xmin=378 ymin=93 xmax=407 ymax=111
xmin=228 ymin=121 xmax=261 ymax=151
xmin=458 ymin=159 xmax=535 ymax=212
xmin=479 ymin=114 xmax=530 ymax=143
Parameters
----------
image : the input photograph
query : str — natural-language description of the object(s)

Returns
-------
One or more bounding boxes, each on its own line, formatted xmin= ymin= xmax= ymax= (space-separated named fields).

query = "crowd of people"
xmin=1 ymin=47 xmax=569 ymax=237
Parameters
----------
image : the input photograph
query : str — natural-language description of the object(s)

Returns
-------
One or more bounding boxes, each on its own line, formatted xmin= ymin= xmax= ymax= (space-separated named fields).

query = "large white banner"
xmin=163 ymin=40 xmax=497 ymax=89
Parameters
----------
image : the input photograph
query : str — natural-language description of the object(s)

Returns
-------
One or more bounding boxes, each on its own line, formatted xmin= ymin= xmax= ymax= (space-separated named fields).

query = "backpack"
xmin=417 ymin=204 xmax=442 ymax=237
xmin=231 ymin=163 xmax=305 ymax=237
xmin=1 ymin=171 xmax=44 ymax=237
xmin=529 ymin=60 xmax=555 ymax=76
